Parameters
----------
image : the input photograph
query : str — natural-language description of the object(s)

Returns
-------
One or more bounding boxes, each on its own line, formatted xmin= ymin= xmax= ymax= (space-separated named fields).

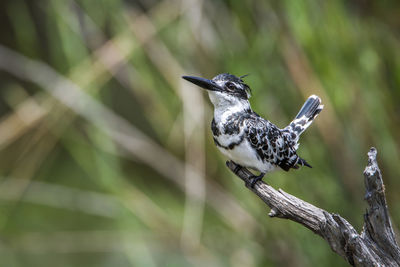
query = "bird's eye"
xmin=226 ymin=82 xmax=235 ymax=90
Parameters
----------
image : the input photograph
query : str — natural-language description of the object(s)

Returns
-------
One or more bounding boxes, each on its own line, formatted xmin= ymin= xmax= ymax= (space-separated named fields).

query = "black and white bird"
xmin=182 ymin=73 xmax=323 ymax=187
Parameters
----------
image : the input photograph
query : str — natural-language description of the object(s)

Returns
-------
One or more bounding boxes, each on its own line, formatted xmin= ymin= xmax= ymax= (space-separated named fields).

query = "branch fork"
xmin=226 ymin=148 xmax=400 ymax=266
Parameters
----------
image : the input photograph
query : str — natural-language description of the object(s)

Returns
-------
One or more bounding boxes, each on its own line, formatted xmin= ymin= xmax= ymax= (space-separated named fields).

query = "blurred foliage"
xmin=0 ymin=0 xmax=400 ymax=266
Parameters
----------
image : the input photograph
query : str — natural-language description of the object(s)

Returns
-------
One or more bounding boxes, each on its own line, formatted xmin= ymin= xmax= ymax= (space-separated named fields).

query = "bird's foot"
xmin=248 ymin=173 xmax=265 ymax=188
xmin=233 ymin=163 xmax=243 ymax=175
xmin=227 ymin=161 xmax=264 ymax=188
xmin=227 ymin=161 xmax=243 ymax=175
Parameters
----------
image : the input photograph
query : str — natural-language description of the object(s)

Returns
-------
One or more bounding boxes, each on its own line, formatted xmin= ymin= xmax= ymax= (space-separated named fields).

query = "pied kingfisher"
xmin=182 ymin=73 xmax=323 ymax=187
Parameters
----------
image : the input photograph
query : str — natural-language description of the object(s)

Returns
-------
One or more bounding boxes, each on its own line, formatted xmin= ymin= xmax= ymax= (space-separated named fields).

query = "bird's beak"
xmin=182 ymin=76 xmax=222 ymax=91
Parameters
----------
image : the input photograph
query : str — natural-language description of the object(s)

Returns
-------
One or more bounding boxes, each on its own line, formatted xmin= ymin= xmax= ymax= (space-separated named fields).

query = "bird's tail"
xmin=285 ymin=95 xmax=323 ymax=142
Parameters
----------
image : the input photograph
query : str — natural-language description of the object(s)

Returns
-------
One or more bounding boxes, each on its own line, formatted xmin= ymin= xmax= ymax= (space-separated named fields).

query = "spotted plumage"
xmin=182 ymin=73 xmax=323 ymax=186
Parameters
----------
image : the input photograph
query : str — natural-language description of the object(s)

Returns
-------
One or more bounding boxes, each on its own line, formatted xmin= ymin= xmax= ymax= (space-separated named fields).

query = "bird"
xmin=182 ymin=73 xmax=323 ymax=187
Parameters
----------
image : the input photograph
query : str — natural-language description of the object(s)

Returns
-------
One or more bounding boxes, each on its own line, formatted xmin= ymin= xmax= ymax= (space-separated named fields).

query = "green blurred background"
xmin=0 ymin=0 xmax=399 ymax=266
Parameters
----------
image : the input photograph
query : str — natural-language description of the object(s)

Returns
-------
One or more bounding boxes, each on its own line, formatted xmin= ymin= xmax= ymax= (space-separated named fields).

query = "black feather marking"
xmin=211 ymin=118 xmax=220 ymax=136
xmin=298 ymin=158 xmax=312 ymax=168
xmin=295 ymin=96 xmax=321 ymax=120
xmin=298 ymin=119 xmax=307 ymax=126
xmin=213 ymin=135 xmax=244 ymax=150
xmin=213 ymin=137 xmax=222 ymax=147
xmin=294 ymin=126 xmax=303 ymax=133
xmin=213 ymin=73 xmax=251 ymax=99
xmin=278 ymin=159 xmax=292 ymax=172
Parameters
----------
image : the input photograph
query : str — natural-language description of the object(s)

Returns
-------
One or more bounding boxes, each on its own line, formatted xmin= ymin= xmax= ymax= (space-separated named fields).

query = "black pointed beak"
xmin=182 ymin=76 xmax=222 ymax=91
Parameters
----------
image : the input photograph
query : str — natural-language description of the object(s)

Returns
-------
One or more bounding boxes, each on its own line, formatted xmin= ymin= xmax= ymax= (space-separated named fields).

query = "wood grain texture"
xmin=227 ymin=147 xmax=400 ymax=266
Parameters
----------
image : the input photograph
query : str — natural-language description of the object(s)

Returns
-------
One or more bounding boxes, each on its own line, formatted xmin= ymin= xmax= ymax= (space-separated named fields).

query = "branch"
xmin=226 ymin=147 xmax=400 ymax=266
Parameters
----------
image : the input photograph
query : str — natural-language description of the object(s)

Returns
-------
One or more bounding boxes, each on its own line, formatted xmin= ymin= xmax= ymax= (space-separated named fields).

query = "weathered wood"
xmin=226 ymin=147 xmax=400 ymax=266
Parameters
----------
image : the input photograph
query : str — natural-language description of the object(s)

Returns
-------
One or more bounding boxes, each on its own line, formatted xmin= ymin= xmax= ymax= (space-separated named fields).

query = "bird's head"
xmin=182 ymin=73 xmax=251 ymax=107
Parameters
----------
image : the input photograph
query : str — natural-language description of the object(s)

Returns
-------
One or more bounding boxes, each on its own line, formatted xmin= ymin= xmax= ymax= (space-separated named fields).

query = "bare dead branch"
xmin=227 ymin=147 xmax=400 ymax=266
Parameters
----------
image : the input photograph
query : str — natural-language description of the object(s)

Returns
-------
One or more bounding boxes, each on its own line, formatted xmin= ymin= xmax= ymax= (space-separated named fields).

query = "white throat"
xmin=208 ymin=91 xmax=250 ymax=124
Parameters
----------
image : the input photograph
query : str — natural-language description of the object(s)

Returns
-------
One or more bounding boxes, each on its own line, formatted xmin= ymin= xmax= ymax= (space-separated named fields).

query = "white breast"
xmin=216 ymin=136 xmax=276 ymax=173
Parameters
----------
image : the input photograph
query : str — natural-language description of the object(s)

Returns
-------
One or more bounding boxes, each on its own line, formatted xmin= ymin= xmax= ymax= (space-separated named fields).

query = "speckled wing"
xmin=244 ymin=114 xmax=300 ymax=171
